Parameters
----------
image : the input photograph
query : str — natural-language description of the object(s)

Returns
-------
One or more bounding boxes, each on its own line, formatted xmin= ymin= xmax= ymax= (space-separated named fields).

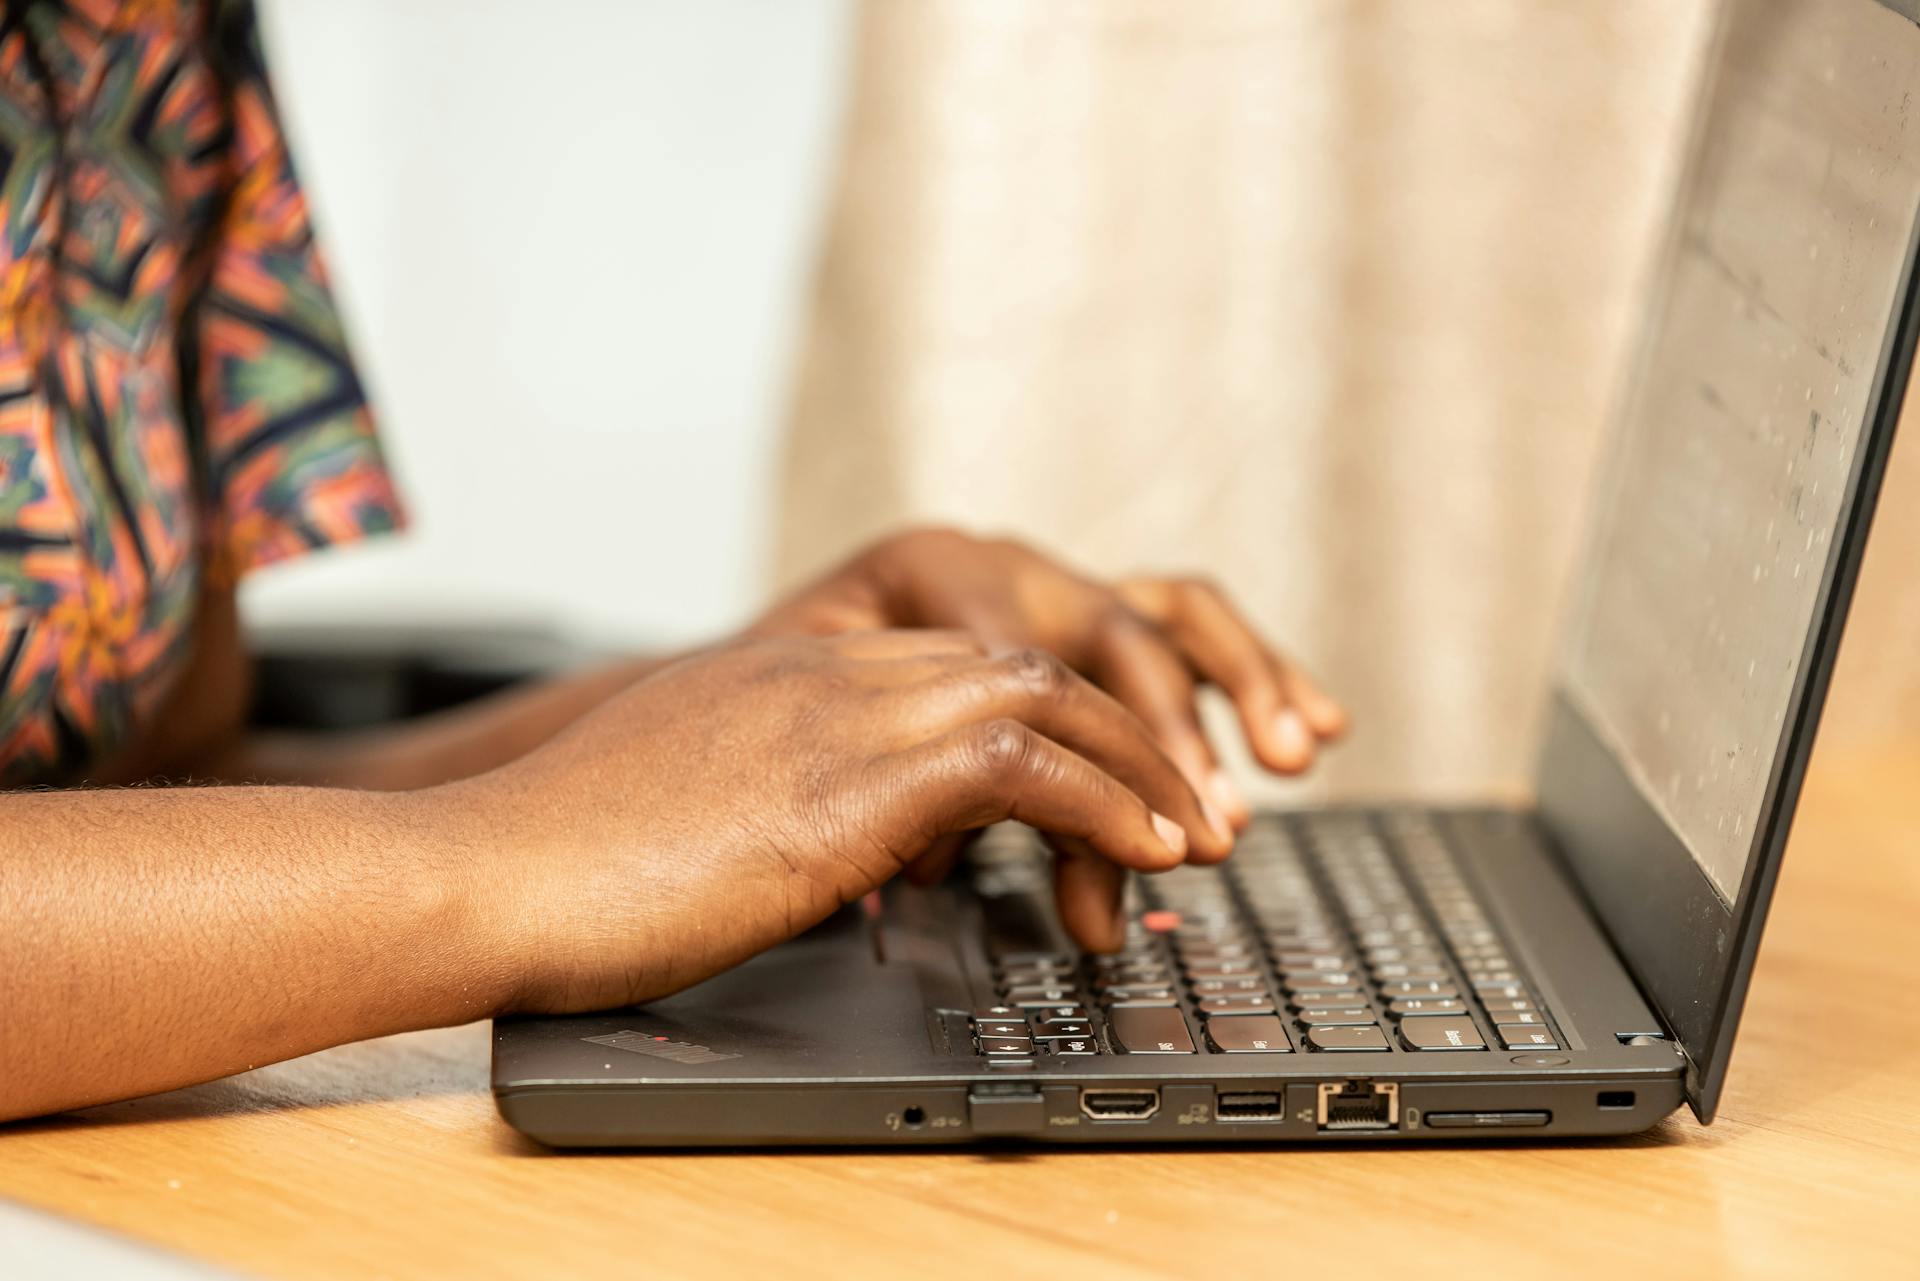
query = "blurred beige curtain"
xmin=775 ymin=0 xmax=1916 ymax=800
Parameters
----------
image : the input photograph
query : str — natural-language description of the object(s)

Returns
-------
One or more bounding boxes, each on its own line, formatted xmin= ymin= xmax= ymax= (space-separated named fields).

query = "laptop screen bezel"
xmin=1533 ymin=1 xmax=1920 ymax=1125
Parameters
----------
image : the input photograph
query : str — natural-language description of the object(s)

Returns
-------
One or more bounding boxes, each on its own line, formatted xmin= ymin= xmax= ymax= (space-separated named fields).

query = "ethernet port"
xmin=1316 ymin=1080 xmax=1400 ymax=1131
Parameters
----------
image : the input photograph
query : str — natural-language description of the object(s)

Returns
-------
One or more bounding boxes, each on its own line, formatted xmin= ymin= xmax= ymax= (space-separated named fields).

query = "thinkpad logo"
xmin=584 ymin=1030 xmax=741 ymax=1065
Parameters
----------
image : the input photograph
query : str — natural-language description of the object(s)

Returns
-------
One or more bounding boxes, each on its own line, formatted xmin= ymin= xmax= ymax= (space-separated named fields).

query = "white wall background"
xmin=243 ymin=0 xmax=854 ymax=650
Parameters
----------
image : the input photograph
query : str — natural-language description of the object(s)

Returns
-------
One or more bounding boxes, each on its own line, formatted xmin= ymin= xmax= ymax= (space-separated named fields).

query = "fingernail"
xmin=1150 ymin=811 xmax=1189 ymax=859
xmin=1208 ymin=768 xmax=1247 ymax=821
xmin=1274 ymin=709 xmax=1314 ymax=764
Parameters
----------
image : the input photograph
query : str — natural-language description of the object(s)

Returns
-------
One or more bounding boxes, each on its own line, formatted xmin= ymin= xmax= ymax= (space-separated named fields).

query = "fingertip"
xmin=1106 ymin=898 xmax=1130 ymax=952
xmin=1182 ymin=794 xmax=1236 ymax=865
xmin=1266 ymin=709 xmax=1317 ymax=774
xmin=1208 ymin=768 xmax=1252 ymax=829
xmin=1302 ymin=696 xmax=1350 ymax=741
xmin=1055 ymin=847 xmax=1129 ymax=952
xmin=1185 ymin=832 xmax=1236 ymax=866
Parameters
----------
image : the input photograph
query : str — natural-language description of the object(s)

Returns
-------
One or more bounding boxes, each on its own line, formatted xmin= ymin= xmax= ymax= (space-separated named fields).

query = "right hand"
xmin=451 ymin=631 xmax=1234 ymax=1015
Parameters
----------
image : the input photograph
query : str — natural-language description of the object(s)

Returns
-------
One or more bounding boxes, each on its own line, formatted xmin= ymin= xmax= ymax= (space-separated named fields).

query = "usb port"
xmin=1216 ymin=1091 xmax=1284 ymax=1121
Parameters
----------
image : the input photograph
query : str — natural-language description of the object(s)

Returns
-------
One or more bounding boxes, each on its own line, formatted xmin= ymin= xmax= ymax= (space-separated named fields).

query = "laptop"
xmin=493 ymin=0 xmax=1920 ymax=1147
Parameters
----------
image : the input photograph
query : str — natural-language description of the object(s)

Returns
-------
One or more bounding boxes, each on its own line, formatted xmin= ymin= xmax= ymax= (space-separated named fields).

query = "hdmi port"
xmin=1080 ymin=1089 xmax=1161 ymax=1120
xmin=1216 ymin=1091 xmax=1284 ymax=1121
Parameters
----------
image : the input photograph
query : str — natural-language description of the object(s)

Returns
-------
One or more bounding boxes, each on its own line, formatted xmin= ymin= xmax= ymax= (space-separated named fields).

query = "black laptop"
xmin=493 ymin=0 xmax=1920 ymax=1147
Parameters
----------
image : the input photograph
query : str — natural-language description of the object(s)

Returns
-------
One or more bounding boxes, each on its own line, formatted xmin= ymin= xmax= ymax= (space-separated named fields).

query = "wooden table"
xmin=3 ymin=742 xmax=1915 ymax=1280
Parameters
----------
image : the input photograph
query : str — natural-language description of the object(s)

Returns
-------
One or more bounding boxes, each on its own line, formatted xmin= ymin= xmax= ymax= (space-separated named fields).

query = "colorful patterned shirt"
xmin=0 ymin=0 xmax=403 ymax=784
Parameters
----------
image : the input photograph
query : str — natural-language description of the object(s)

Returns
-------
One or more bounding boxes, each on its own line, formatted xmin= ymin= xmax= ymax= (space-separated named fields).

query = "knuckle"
xmin=973 ymin=718 xmax=1035 ymax=778
xmin=1004 ymin=646 xmax=1070 ymax=698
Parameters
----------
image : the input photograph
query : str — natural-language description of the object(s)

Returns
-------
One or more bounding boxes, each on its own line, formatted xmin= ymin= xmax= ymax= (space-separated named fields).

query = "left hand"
xmin=749 ymin=527 xmax=1347 ymax=832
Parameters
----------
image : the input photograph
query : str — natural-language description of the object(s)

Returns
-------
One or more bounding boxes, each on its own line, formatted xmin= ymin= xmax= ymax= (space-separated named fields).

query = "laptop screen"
xmin=1561 ymin=0 xmax=1920 ymax=906
xmin=1537 ymin=0 xmax=1920 ymax=1118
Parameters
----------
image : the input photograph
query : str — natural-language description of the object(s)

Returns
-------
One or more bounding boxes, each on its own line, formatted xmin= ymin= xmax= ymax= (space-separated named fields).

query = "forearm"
xmin=0 ymin=783 xmax=510 ymax=1122
xmin=207 ymin=655 xmax=679 ymax=791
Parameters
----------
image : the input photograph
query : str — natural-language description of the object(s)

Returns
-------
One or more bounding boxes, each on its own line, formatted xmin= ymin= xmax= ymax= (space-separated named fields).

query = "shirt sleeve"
xmin=192 ymin=0 xmax=406 ymax=583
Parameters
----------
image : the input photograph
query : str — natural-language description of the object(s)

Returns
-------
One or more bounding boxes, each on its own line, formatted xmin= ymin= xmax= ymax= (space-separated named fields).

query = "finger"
xmin=1082 ymin=616 xmax=1244 ymax=845
xmin=827 ymin=629 xmax=989 ymax=661
xmin=898 ymin=647 xmax=1233 ymax=859
xmin=1049 ymin=835 xmax=1130 ymax=953
xmin=1277 ymin=657 xmax=1349 ymax=740
xmin=882 ymin=719 xmax=1192 ymax=877
xmin=1142 ymin=580 xmax=1316 ymax=774
xmin=1125 ymin=577 xmax=1348 ymax=771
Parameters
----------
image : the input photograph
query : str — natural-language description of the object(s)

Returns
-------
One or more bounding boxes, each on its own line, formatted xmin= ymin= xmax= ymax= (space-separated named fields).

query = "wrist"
xmin=381 ymin=781 xmax=527 ymax=1022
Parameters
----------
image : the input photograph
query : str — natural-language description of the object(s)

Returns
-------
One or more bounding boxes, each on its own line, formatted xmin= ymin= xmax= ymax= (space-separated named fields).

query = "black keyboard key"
xmin=1174 ymin=924 xmax=1249 ymax=943
xmin=1198 ymin=995 xmax=1278 ymax=1015
xmin=995 ymin=950 xmax=1075 ymax=968
xmin=1304 ymin=1024 xmax=1390 ymax=1051
xmin=1029 ymin=1004 xmax=1091 ymax=1023
xmin=1465 ymin=970 xmax=1523 ymax=986
xmin=998 ymin=956 xmax=1076 ymax=975
xmin=1474 ymin=982 xmax=1531 ymax=1001
xmin=1271 ymin=951 xmax=1348 ymax=969
xmin=977 ymin=1037 xmax=1033 ymax=1054
xmin=1380 ymin=980 xmax=1459 ymax=999
xmin=1281 ymin=969 xmax=1359 ymax=990
xmin=1032 ymin=1019 xmax=1093 ymax=1038
xmin=976 ymin=1021 xmax=1030 ymax=1038
xmin=973 ymin=1006 xmax=1022 ymax=1023
xmin=1294 ymin=1006 xmax=1376 ymax=1026
xmin=1177 ymin=940 xmax=1257 ymax=959
xmin=1048 ymin=1036 xmax=1099 ymax=1055
xmin=1388 ymin=998 xmax=1467 ymax=1017
xmin=1108 ymin=1006 xmax=1197 ymax=1053
xmin=1356 ymin=929 xmax=1427 ymax=947
xmin=1288 ymin=989 xmax=1367 ymax=1009
xmin=1497 ymin=1025 xmax=1561 ymax=1050
xmin=1482 ymin=997 xmax=1539 ymax=1014
xmin=1094 ymin=966 xmax=1173 ymax=988
xmin=998 ymin=966 xmax=1074 ymax=989
xmin=1362 ymin=947 xmax=1441 ymax=965
xmin=1205 ymin=1015 xmax=1293 ymax=1053
xmin=1266 ymin=936 xmax=1342 ymax=955
xmin=1370 ymin=965 xmax=1452 ymax=983
xmin=1003 ymin=984 xmax=1080 ymax=1004
xmin=1191 ymin=977 xmax=1270 ymax=997
xmin=1397 ymin=1017 xmax=1486 ymax=1051
xmin=1496 ymin=1010 xmax=1546 ymax=1026
xmin=1185 ymin=960 xmax=1262 ymax=978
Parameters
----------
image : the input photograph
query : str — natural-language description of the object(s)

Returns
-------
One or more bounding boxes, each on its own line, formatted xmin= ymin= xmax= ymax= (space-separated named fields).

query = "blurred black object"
xmin=247 ymin=624 xmax=597 ymax=731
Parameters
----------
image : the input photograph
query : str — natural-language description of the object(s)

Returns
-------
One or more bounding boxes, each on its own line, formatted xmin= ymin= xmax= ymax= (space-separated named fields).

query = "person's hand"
xmin=749 ymin=527 xmax=1347 ymax=828
xmin=451 ymin=631 xmax=1233 ymax=1014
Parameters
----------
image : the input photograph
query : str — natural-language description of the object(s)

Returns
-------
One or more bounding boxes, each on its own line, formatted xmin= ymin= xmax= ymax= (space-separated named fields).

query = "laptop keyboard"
xmin=964 ymin=811 xmax=1565 ymax=1064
